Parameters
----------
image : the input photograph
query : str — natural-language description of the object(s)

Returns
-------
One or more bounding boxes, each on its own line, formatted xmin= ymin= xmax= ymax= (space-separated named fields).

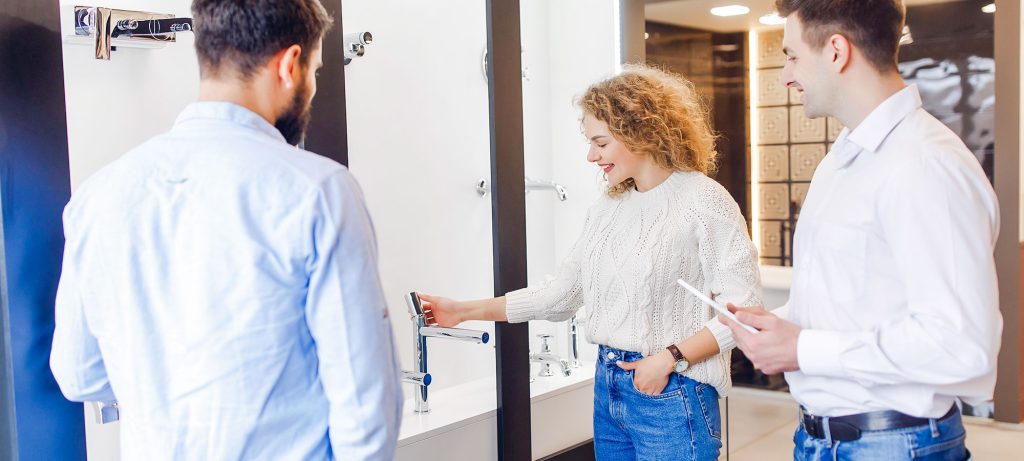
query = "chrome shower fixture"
xmin=344 ymin=31 xmax=373 ymax=65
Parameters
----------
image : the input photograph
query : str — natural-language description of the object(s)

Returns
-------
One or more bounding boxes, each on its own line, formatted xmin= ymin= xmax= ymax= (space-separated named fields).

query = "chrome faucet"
xmin=405 ymin=292 xmax=490 ymax=413
xmin=402 ymin=370 xmax=431 ymax=387
xmin=568 ymin=314 xmax=582 ymax=368
xmin=525 ymin=177 xmax=568 ymax=202
xmin=530 ymin=334 xmax=571 ymax=378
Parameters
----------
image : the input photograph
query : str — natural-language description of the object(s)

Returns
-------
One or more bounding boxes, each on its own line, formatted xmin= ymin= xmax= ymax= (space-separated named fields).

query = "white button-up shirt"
xmin=782 ymin=85 xmax=1002 ymax=418
xmin=50 ymin=102 xmax=402 ymax=460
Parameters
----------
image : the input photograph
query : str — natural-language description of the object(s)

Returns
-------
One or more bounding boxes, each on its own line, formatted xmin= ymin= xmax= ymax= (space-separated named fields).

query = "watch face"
xmin=674 ymin=359 xmax=689 ymax=374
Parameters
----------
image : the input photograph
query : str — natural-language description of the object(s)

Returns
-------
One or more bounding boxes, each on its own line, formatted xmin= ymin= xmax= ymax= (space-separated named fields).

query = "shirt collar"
xmin=174 ymin=101 xmax=286 ymax=143
xmin=845 ymin=84 xmax=922 ymax=154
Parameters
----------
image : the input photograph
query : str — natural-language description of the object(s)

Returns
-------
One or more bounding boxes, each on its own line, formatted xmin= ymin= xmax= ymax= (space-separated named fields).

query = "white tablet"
xmin=676 ymin=279 xmax=759 ymax=334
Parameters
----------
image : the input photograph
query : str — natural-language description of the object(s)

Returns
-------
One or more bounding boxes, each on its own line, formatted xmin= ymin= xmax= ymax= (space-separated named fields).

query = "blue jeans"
xmin=794 ymin=407 xmax=969 ymax=460
xmin=593 ymin=346 xmax=723 ymax=461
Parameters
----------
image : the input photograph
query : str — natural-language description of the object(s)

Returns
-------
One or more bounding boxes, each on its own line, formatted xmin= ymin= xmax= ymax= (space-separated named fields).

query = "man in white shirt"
xmin=49 ymin=1 xmax=402 ymax=459
xmin=723 ymin=1 xmax=1001 ymax=459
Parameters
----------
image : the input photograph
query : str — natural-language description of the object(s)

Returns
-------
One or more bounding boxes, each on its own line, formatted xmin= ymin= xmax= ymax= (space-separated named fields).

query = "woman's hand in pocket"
xmin=617 ymin=350 xmax=675 ymax=395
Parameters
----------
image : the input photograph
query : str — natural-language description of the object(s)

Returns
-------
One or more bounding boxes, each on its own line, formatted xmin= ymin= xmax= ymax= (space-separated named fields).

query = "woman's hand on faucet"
xmin=419 ymin=294 xmax=509 ymax=325
xmin=418 ymin=293 xmax=463 ymax=327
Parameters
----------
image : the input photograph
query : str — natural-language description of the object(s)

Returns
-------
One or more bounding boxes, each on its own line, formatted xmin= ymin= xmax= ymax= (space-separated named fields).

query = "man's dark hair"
xmin=775 ymin=0 xmax=905 ymax=72
xmin=192 ymin=0 xmax=333 ymax=78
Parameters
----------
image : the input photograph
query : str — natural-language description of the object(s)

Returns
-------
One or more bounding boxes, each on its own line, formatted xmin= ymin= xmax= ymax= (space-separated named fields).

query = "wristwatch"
xmin=667 ymin=344 xmax=689 ymax=374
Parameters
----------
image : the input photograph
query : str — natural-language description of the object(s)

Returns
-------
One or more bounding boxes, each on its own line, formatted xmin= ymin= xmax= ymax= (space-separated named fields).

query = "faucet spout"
xmin=530 ymin=353 xmax=572 ymax=377
xmin=419 ymin=325 xmax=490 ymax=344
xmin=402 ymin=370 xmax=431 ymax=387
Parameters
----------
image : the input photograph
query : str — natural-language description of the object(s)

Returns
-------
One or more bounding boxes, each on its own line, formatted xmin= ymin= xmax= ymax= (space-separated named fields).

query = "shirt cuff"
xmin=504 ymin=288 xmax=537 ymax=323
xmin=797 ymin=329 xmax=850 ymax=378
xmin=704 ymin=317 xmax=736 ymax=353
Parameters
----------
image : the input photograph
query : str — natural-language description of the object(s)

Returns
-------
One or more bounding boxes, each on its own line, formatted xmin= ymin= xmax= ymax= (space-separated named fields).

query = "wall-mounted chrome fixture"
xmin=343 ymin=31 xmax=373 ymax=65
xmin=405 ymin=292 xmax=490 ymax=413
xmin=476 ymin=176 xmax=568 ymax=202
xmin=73 ymin=6 xmax=192 ymax=60
xmin=525 ymin=177 xmax=568 ymax=201
xmin=530 ymin=334 xmax=571 ymax=379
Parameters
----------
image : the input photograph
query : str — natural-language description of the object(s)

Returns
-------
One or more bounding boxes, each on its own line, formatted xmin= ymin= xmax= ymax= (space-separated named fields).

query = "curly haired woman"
xmin=420 ymin=65 xmax=763 ymax=460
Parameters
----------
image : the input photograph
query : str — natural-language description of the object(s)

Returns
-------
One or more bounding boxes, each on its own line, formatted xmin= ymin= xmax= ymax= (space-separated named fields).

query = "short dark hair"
xmin=775 ymin=0 xmax=905 ymax=72
xmin=192 ymin=0 xmax=333 ymax=78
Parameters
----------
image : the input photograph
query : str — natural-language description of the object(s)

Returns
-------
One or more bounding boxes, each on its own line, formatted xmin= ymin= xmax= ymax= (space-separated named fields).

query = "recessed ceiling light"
xmin=710 ymin=5 xmax=751 ymax=17
xmin=982 ymin=3 xmax=995 ymax=14
xmin=759 ymin=13 xmax=786 ymax=25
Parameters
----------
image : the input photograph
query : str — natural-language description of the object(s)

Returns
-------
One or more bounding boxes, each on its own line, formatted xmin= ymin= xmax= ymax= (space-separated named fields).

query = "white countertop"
xmin=760 ymin=264 xmax=793 ymax=290
xmin=398 ymin=364 xmax=596 ymax=445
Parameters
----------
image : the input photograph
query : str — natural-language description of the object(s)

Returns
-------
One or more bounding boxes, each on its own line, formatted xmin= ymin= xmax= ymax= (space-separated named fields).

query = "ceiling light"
xmin=644 ymin=32 xmax=650 ymax=40
xmin=982 ymin=3 xmax=995 ymax=14
xmin=759 ymin=13 xmax=786 ymax=26
xmin=710 ymin=5 xmax=751 ymax=17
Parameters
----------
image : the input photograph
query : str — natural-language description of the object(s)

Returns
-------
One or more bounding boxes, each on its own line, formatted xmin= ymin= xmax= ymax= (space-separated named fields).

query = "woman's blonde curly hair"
xmin=577 ymin=64 xmax=718 ymax=197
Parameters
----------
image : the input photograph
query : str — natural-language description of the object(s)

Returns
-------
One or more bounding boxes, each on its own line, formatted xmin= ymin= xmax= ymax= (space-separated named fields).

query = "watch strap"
xmin=666 ymin=344 xmax=684 ymax=362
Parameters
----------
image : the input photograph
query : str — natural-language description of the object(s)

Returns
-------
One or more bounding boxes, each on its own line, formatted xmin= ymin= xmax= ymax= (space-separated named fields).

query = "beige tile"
xmin=759 ymin=184 xmax=790 ymax=220
xmin=758 ymin=30 xmax=786 ymax=69
xmin=759 ymin=221 xmax=785 ymax=258
xmin=790 ymin=106 xmax=826 ymax=143
xmin=759 ymin=146 xmax=789 ymax=182
xmin=759 ymin=107 xmax=789 ymax=144
xmin=758 ymin=69 xmax=788 ymax=107
xmin=790 ymin=144 xmax=827 ymax=181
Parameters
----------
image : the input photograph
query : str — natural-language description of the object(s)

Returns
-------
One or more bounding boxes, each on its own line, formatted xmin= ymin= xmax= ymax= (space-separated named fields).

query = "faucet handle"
xmin=405 ymin=292 xmax=424 ymax=317
xmin=536 ymin=333 xmax=554 ymax=353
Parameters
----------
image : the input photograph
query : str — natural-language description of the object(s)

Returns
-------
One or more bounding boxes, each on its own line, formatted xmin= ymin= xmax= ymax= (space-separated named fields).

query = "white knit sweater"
xmin=506 ymin=171 xmax=762 ymax=396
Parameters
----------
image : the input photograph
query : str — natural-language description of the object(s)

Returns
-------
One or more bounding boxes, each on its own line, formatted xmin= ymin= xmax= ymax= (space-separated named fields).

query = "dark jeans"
xmin=593 ymin=345 xmax=722 ymax=461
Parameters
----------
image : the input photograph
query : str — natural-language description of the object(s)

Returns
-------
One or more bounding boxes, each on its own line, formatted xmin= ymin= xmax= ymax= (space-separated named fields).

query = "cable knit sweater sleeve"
xmin=694 ymin=180 xmax=764 ymax=353
xmin=504 ymin=209 xmax=594 ymax=323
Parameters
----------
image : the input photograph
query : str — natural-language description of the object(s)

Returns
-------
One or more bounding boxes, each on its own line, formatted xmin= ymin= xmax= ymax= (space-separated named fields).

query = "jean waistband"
xmin=597 ymin=345 xmax=644 ymax=364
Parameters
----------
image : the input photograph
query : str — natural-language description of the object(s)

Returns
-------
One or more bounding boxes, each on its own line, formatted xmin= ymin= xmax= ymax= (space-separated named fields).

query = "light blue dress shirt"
xmin=50 ymin=102 xmax=402 ymax=460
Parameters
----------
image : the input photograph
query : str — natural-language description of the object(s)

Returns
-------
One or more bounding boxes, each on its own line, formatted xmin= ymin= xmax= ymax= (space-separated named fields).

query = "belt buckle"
xmin=802 ymin=413 xmax=821 ymax=439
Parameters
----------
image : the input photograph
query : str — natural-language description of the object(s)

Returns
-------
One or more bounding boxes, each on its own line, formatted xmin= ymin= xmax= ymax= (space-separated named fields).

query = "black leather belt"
xmin=800 ymin=405 xmax=958 ymax=442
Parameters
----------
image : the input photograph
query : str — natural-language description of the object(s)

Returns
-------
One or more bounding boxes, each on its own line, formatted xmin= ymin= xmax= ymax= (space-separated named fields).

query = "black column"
xmin=485 ymin=1 xmax=531 ymax=460
xmin=0 ymin=2 xmax=88 ymax=460
xmin=304 ymin=0 xmax=349 ymax=167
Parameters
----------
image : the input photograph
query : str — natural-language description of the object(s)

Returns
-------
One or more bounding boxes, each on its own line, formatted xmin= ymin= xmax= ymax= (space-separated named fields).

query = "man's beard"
xmin=275 ymin=81 xmax=312 ymax=146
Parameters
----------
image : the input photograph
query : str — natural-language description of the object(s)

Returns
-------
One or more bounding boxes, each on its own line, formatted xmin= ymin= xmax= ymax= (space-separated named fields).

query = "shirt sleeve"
xmin=696 ymin=185 xmax=764 ymax=353
xmin=50 ymin=203 xmax=116 ymax=403
xmin=797 ymin=153 xmax=1002 ymax=388
xmin=505 ymin=209 xmax=594 ymax=323
xmin=305 ymin=169 xmax=402 ymax=460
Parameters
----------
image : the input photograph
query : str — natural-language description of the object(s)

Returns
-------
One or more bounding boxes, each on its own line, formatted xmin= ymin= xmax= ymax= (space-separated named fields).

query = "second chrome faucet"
xmin=405 ymin=292 xmax=490 ymax=413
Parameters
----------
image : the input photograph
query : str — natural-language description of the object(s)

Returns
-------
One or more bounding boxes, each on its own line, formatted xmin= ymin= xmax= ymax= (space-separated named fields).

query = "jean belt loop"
xmin=822 ymin=416 xmax=833 ymax=448
xmin=929 ymin=417 xmax=940 ymax=438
